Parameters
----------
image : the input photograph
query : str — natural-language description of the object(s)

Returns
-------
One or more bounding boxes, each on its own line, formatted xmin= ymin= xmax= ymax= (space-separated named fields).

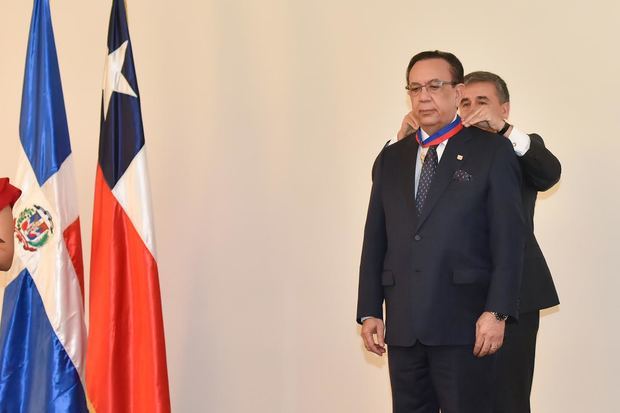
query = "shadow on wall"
xmin=537 ymin=180 xmax=560 ymax=201
xmin=541 ymin=306 xmax=560 ymax=318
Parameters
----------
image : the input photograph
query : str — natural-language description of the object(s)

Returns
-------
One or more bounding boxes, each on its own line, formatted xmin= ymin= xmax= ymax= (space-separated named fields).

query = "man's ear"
xmin=501 ymin=101 xmax=510 ymax=119
xmin=454 ymin=83 xmax=465 ymax=107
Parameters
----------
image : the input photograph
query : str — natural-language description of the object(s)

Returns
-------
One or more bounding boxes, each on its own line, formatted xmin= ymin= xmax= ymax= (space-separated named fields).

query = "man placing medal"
xmin=393 ymin=70 xmax=561 ymax=413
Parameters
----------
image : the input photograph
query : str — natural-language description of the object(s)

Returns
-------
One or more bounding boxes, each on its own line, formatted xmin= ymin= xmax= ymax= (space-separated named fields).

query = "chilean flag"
xmin=0 ymin=0 xmax=88 ymax=411
xmin=86 ymin=1 xmax=171 ymax=412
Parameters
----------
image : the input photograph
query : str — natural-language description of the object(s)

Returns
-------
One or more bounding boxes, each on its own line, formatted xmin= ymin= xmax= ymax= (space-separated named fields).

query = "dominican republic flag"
xmin=0 ymin=0 xmax=88 ymax=411
xmin=86 ymin=1 xmax=171 ymax=412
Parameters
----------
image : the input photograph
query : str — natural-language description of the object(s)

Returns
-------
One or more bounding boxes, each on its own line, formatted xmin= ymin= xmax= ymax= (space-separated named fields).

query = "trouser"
xmin=388 ymin=341 xmax=497 ymax=413
xmin=493 ymin=311 xmax=540 ymax=413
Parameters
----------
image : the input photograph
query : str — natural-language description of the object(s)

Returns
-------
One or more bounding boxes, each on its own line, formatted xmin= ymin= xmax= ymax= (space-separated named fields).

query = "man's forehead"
xmin=408 ymin=58 xmax=452 ymax=82
xmin=464 ymin=82 xmax=498 ymax=97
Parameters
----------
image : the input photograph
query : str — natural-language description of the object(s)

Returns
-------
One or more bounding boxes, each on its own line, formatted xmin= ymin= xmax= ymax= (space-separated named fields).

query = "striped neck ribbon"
xmin=417 ymin=115 xmax=463 ymax=147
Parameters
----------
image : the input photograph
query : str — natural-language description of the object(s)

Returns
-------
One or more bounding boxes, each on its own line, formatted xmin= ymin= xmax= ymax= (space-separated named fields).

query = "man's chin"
xmin=418 ymin=116 xmax=440 ymax=129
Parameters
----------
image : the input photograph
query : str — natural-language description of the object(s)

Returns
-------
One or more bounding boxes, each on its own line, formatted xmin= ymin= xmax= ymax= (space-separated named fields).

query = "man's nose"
xmin=417 ymin=86 xmax=432 ymax=101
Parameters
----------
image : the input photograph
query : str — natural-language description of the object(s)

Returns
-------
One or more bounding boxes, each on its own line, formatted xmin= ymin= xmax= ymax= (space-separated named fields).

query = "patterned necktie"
xmin=415 ymin=145 xmax=438 ymax=215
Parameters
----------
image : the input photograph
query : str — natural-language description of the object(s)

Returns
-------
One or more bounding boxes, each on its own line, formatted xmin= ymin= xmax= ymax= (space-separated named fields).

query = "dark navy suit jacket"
xmin=517 ymin=134 xmax=560 ymax=313
xmin=356 ymin=126 xmax=525 ymax=346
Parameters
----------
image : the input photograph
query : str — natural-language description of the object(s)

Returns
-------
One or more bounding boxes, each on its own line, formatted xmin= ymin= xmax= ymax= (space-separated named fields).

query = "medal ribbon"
xmin=416 ymin=115 xmax=463 ymax=148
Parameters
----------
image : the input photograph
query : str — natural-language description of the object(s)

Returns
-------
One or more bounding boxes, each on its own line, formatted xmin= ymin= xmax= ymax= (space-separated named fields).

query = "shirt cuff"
xmin=360 ymin=316 xmax=377 ymax=322
xmin=507 ymin=127 xmax=531 ymax=156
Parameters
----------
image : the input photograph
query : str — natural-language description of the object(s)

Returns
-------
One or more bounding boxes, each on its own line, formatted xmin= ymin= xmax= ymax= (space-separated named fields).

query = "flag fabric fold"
xmin=0 ymin=0 xmax=88 ymax=411
xmin=86 ymin=1 xmax=171 ymax=412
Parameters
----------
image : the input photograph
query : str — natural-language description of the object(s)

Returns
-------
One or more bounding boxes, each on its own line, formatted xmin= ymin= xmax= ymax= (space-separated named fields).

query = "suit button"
xmin=414 ymin=234 xmax=421 ymax=241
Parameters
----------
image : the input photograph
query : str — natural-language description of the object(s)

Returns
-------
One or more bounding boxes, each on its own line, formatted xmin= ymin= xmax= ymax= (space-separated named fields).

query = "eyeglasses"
xmin=405 ymin=79 xmax=458 ymax=96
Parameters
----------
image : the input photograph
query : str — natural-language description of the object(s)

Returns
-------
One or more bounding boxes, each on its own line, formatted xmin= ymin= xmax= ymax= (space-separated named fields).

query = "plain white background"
xmin=1 ymin=1 xmax=618 ymax=411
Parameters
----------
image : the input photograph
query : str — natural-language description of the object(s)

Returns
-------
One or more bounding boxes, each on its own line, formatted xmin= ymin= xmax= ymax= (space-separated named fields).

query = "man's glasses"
xmin=406 ymin=79 xmax=458 ymax=96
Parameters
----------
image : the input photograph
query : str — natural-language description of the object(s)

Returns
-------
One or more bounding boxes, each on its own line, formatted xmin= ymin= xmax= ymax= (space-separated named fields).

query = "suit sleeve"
xmin=518 ymin=134 xmax=561 ymax=191
xmin=485 ymin=139 xmax=526 ymax=319
xmin=356 ymin=145 xmax=388 ymax=324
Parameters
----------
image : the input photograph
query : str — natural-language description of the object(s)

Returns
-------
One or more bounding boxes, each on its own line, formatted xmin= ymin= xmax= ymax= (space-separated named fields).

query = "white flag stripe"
xmin=41 ymin=156 xmax=80 ymax=231
xmin=5 ymin=150 xmax=87 ymax=381
xmin=111 ymin=147 xmax=157 ymax=259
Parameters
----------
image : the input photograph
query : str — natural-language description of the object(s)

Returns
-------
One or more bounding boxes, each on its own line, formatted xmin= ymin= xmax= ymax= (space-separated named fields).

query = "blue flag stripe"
xmin=0 ymin=270 xmax=88 ymax=412
xmin=99 ymin=0 xmax=145 ymax=189
xmin=19 ymin=0 xmax=72 ymax=187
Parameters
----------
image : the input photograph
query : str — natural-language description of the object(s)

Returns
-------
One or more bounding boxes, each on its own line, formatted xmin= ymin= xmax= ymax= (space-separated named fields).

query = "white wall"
xmin=1 ymin=1 xmax=617 ymax=411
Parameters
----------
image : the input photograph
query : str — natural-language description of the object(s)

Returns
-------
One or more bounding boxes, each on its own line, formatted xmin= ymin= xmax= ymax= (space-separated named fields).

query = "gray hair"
xmin=463 ymin=71 xmax=510 ymax=104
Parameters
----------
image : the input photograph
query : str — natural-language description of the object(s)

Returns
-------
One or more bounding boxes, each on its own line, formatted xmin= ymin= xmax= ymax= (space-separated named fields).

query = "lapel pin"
xmin=457 ymin=154 xmax=464 ymax=161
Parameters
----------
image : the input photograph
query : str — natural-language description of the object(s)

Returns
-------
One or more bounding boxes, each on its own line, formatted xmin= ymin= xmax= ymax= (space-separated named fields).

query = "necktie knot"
xmin=424 ymin=145 xmax=438 ymax=161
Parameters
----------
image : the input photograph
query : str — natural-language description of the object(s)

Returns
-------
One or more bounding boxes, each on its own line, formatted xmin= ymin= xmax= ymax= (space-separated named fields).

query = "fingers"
xmin=474 ymin=313 xmax=504 ymax=357
xmin=363 ymin=333 xmax=385 ymax=356
xmin=489 ymin=340 xmax=503 ymax=355
xmin=463 ymin=109 xmax=494 ymax=131
xmin=462 ymin=107 xmax=485 ymax=127
xmin=405 ymin=112 xmax=419 ymax=130
xmin=473 ymin=336 xmax=503 ymax=357
xmin=463 ymin=110 xmax=501 ymax=132
xmin=361 ymin=329 xmax=378 ymax=354
xmin=397 ymin=112 xmax=419 ymax=141
xmin=461 ymin=107 xmax=482 ymax=126
xmin=398 ymin=113 xmax=418 ymax=141
xmin=477 ymin=340 xmax=494 ymax=358
xmin=361 ymin=320 xmax=386 ymax=356
xmin=474 ymin=331 xmax=504 ymax=357
xmin=376 ymin=322 xmax=385 ymax=349
xmin=462 ymin=107 xmax=505 ymax=131
xmin=397 ymin=124 xmax=415 ymax=141
xmin=473 ymin=329 xmax=484 ymax=356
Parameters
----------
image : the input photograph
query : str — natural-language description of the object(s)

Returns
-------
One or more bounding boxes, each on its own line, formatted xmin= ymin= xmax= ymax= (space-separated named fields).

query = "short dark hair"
xmin=406 ymin=50 xmax=464 ymax=85
xmin=463 ymin=71 xmax=510 ymax=103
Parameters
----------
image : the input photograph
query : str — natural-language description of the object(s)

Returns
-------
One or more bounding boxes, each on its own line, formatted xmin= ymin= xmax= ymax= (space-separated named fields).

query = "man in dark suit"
xmin=459 ymin=71 xmax=561 ymax=413
xmin=356 ymin=51 xmax=525 ymax=413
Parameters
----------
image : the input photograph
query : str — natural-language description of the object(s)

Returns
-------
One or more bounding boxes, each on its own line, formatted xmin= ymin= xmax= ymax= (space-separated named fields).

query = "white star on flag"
xmin=102 ymin=40 xmax=137 ymax=120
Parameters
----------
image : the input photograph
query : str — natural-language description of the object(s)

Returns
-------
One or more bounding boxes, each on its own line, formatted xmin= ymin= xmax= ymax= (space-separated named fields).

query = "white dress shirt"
xmin=505 ymin=126 xmax=531 ymax=156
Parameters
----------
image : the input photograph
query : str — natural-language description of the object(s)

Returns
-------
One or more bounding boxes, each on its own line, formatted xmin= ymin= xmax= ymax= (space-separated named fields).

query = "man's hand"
xmin=361 ymin=317 xmax=386 ymax=356
xmin=461 ymin=106 xmax=505 ymax=133
xmin=397 ymin=111 xmax=419 ymax=141
xmin=473 ymin=311 xmax=506 ymax=358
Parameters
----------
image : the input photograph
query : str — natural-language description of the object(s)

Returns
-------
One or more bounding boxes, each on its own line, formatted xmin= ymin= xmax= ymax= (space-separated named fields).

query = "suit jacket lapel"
xmin=415 ymin=129 xmax=470 ymax=232
xmin=397 ymin=136 xmax=419 ymax=230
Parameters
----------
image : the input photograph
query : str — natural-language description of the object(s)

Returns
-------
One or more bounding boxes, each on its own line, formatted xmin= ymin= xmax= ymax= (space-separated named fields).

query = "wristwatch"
xmin=497 ymin=122 xmax=511 ymax=135
xmin=491 ymin=312 xmax=508 ymax=321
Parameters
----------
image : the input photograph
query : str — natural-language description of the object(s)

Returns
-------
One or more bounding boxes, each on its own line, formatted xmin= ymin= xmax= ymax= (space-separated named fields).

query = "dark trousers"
xmin=493 ymin=311 xmax=540 ymax=413
xmin=388 ymin=342 xmax=497 ymax=413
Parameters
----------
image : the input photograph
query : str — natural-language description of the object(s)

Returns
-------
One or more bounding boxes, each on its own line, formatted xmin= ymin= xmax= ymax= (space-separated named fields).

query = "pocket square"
xmin=453 ymin=169 xmax=473 ymax=182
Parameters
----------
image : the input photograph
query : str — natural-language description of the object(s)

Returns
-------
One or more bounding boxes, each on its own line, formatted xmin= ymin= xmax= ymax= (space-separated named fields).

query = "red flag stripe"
xmin=87 ymin=166 xmax=171 ymax=413
xmin=63 ymin=218 xmax=84 ymax=299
